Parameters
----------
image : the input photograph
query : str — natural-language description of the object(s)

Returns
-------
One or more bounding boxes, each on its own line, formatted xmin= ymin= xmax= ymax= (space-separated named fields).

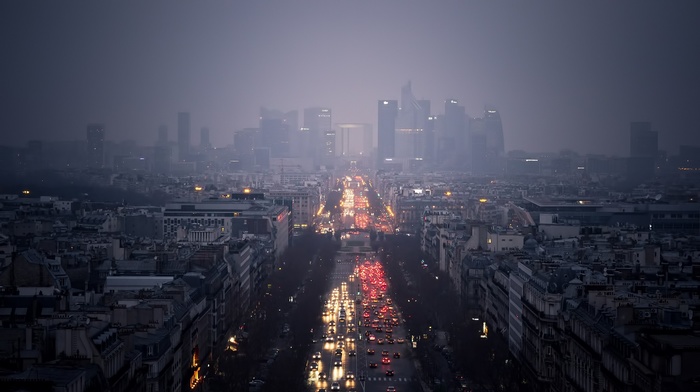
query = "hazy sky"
xmin=2 ymin=0 xmax=699 ymax=156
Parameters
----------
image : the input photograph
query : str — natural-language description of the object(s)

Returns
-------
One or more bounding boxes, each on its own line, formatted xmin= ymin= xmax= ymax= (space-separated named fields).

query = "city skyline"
xmin=2 ymin=1 xmax=699 ymax=155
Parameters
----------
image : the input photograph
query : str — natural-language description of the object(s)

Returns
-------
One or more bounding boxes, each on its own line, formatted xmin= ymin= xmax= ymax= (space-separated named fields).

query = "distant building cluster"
xmin=0 ymin=179 xmax=326 ymax=390
xmin=374 ymin=170 xmax=700 ymax=391
xmin=377 ymin=82 xmax=505 ymax=174
xmin=1 ymin=83 xmax=700 ymax=391
xmin=2 ymin=83 xmax=699 ymax=185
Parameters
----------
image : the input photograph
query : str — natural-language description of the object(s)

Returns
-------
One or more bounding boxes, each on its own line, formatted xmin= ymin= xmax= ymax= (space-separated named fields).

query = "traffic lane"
xmin=308 ymin=266 xmax=356 ymax=390
xmin=362 ymin=339 xmax=413 ymax=387
xmin=359 ymin=306 xmax=417 ymax=386
xmin=357 ymin=306 xmax=415 ymax=386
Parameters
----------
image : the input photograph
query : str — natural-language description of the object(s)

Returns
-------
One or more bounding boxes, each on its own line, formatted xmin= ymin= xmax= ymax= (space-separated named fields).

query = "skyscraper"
xmin=441 ymin=99 xmax=467 ymax=168
xmin=484 ymin=106 xmax=505 ymax=156
xmin=377 ymin=100 xmax=398 ymax=166
xmin=86 ymin=124 xmax=105 ymax=168
xmin=177 ymin=112 xmax=190 ymax=161
xmin=260 ymin=108 xmax=297 ymax=158
xmin=303 ymin=107 xmax=332 ymax=166
xmin=471 ymin=105 xmax=506 ymax=175
xmin=395 ymin=82 xmax=430 ymax=160
xmin=200 ymin=127 xmax=210 ymax=150
xmin=157 ymin=125 xmax=168 ymax=145
xmin=234 ymin=128 xmax=257 ymax=171
xmin=323 ymin=130 xmax=336 ymax=167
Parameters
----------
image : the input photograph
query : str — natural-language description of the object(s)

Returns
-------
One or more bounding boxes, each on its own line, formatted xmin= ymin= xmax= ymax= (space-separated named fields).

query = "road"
xmin=306 ymin=232 xmax=422 ymax=392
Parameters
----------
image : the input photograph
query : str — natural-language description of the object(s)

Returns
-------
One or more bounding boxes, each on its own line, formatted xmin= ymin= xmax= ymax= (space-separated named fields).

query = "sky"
xmin=2 ymin=0 xmax=699 ymax=156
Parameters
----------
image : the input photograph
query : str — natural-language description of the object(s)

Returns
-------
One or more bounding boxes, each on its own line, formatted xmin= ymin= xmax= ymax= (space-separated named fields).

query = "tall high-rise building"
xmin=484 ymin=106 xmax=505 ymax=156
xmin=469 ymin=105 xmax=505 ymax=175
xmin=234 ymin=128 xmax=257 ymax=170
xmin=440 ymin=99 xmax=467 ymax=168
xmin=177 ymin=112 xmax=190 ymax=161
xmin=323 ymin=130 xmax=336 ymax=167
xmin=157 ymin=125 xmax=168 ymax=145
xmin=200 ymin=127 xmax=211 ymax=150
xmin=395 ymin=82 xmax=430 ymax=161
xmin=424 ymin=114 xmax=436 ymax=163
xmin=303 ymin=107 xmax=332 ymax=167
xmin=260 ymin=108 xmax=297 ymax=158
xmin=86 ymin=124 xmax=105 ymax=168
xmin=377 ymin=100 xmax=398 ymax=166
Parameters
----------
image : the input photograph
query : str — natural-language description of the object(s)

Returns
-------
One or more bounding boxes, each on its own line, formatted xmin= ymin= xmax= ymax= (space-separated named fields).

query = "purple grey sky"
xmin=2 ymin=0 xmax=699 ymax=156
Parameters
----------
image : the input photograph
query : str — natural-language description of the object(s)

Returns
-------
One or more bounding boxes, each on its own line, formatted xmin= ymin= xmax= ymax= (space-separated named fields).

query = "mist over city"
xmin=1 ymin=2 xmax=700 ymax=392
xmin=3 ymin=1 xmax=700 ymax=156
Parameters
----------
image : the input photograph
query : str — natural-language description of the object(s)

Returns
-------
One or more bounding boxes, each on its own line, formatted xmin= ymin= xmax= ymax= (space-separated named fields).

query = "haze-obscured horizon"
xmin=2 ymin=0 xmax=699 ymax=156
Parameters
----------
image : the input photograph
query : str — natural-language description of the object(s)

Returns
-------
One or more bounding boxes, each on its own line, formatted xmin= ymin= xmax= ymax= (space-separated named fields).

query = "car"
xmin=368 ymin=362 xmax=378 ymax=368
xmin=386 ymin=369 xmax=394 ymax=376
xmin=313 ymin=352 xmax=322 ymax=360
xmin=377 ymin=338 xmax=384 ymax=345
xmin=331 ymin=382 xmax=341 ymax=391
xmin=386 ymin=387 xmax=396 ymax=392
xmin=346 ymin=371 xmax=355 ymax=380
xmin=387 ymin=338 xmax=395 ymax=344
xmin=249 ymin=379 xmax=265 ymax=386
xmin=367 ymin=348 xmax=375 ymax=355
xmin=334 ymin=359 xmax=342 ymax=367
xmin=381 ymin=350 xmax=389 ymax=356
xmin=318 ymin=372 xmax=327 ymax=380
xmin=310 ymin=362 xmax=319 ymax=371
xmin=396 ymin=338 xmax=405 ymax=344
xmin=326 ymin=335 xmax=334 ymax=342
xmin=393 ymin=352 xmax=401 ymax=358
xmin=381 ymin=357 xmax=391 ymax=365
xmin=348 ymin=350 xmax=356 ymax=356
